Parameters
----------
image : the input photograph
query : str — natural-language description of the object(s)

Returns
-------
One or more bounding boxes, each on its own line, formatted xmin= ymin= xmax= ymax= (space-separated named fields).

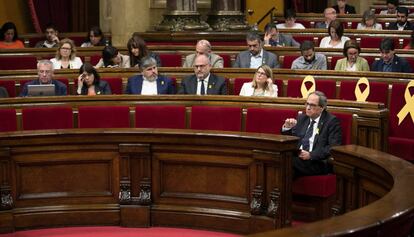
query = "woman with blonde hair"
xmin=239 ymin=65 xmax=278 ymax=97
xmin=357 ymin=10 xmax=382 ymax=30
xmin=50 ymin=38 xmax=82 ymax=69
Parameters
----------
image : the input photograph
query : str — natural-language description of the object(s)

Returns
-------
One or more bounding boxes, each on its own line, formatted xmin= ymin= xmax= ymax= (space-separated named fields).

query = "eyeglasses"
xmin=305 ymin=102 xmax=320 ymax=109
xmin=255 ymin=71 xmax=267 ymax=77
xmin=61 ymin=47 xmax=72 ymax=51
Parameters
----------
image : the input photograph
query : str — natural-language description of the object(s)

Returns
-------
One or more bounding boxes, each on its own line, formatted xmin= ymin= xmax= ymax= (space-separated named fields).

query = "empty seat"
xmin=282 ymin=55 xmax=300 ymax=69
xmin=0 ymin=80 xmax=16 ymax=97
xmin=78 ymin=106 xmax=130 ymax=128
xmin=90 ymin=55 xmax=101 ymax=66
xmin=135 ymin=105 xmax=186 ymax=129
xmin=159 ymin=54 xmax=182 ymax=67
xmin=339 ymin=80 xmax=389 ymax=106
xmin=0 ymin=109 xmax=17 ymax=132
xmin=22 ymin=106 xmax=73 ymax=130
xmin=287 ymin=78 xmax=336 ymax=99
xmin=0 ymin=56 xmax=38 ymax=70
xmin=191 ymin=106 xmax=241 ymax=131
xmin=218 ymin=54 xmax=232 ymax=68
xmin=246 ymin=108 xmax=298 ymax=134
xmin=102 ymin=77 xmax=123 ymax=94
xmin=331 ymin=112 xmax=353 ymax=145
xmin=233 ymin=78 xmax=252 ymax=95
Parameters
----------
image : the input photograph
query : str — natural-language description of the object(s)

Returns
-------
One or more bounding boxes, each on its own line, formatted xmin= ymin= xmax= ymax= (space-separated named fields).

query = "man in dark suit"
xmin=233 ymin=31 xmax=279 ymax=69
xmin=282 ymin=91 xmax=342 ymax=177
xmin=126 ymin=56 xmax=175 ymax=95
xmin=178 ymin=54 xmax=227 ymax=95
xmin=263 ymin=23 xmax=299 ymax=47
xmin=332 ymin=0 xmax=356 ymax=14
xmin=371 ymin=38 xmax=412 ymax=73
xmin=388 ymin=7 xmax=414 ymax=31
xmin=19 ymin=60 xmax=67 ymax=97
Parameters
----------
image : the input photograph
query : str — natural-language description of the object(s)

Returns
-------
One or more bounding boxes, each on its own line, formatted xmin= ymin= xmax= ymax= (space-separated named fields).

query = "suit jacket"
xmin=334 ymin=57 xmax=370 ymax=71
xmin=178 ymin=73 xmax=227 ymax=95
xmin=19 ymin=79 xmax=67 ymax=97
xmin=371 ymin=55 xmax=412 ymax=73
xmin=0 ymin=87 xmax=8 ymax=98
xmin=125 ymin=75 xmax=175 ymax=94
xmin=79 ymin=80 xmax=112 ymax=95
xmin=333 ymin=4 xmax=356 ymax=14
xmin=269 ymin=34 xmax=300 ymax=47
xmin=281 ymin=110 xmax=342 ymax=161
xmin=388 ymin=21 xmax=414 ymax=31
xmin=315 ymin=21 xmax=328 ymax=29
xmin=233 ymin=49 xmax=280 ymax=68
xmin=183 ymin=53 xmax=223 ymax=68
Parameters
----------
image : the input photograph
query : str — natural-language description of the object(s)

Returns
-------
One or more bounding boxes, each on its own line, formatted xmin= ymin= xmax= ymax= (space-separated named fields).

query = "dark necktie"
xmin=200 ymin=79 xmax=205 ymax=95
xmin=302 ymin=120 xmax=316 ymax=151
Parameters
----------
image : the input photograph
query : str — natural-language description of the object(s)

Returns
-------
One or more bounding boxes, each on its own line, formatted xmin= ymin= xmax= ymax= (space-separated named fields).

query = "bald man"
xmin=315 ymin=7 xmax=337 ymax=29
xmin=183 ymin=39 xmax=224 ymax=68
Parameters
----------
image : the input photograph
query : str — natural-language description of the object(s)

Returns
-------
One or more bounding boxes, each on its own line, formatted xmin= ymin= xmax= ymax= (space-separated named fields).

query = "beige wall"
xmin=246 ymin=0 xmax=284 ymax=30
xmin=0 ymin=0 xmax=34 ymax=33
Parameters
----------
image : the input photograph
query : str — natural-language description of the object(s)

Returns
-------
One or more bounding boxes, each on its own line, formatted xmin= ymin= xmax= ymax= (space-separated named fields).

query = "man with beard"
xmin=233 ymin=31 xmax=279 ymax=69
xmin=291 ymin=41 xmax=327 ymax=70
xmin=125 ymin=56 xmax=175 ymax=95
xmin=178 ymin=54 xmax=227 ymax=95
xmin=388 ymin=7 xmax=414 ymax=31
xmin=35 ymin=24 xmax=59 ymax=48
xmin=371 ymin=38 xmax=412 ymax=73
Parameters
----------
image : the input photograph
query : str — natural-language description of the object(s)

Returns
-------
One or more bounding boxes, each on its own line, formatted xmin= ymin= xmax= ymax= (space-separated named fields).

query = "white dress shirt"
xmin=141 ymin=77 xmax=158 ymax=95
xmin=197 ymin=74 xmax=210 ymax=95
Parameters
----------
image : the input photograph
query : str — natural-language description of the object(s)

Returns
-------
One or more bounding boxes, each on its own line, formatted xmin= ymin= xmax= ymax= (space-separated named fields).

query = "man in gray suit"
xmin=263 ymin=23 xmax=300 ymax=47
xmin=183 ymin=39 xmax=223 ymax=68
xmin=178 ymin=54 xmax=227 ymax=95
xmin=233 ymin=32 xmax=280 ymax=69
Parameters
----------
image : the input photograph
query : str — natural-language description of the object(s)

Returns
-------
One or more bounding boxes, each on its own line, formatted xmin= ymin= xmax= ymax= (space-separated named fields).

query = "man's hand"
xmin=299 ymin=150 xmax=311 ymax=160
xmin=283 ymin=118 xmax=297 ymax=129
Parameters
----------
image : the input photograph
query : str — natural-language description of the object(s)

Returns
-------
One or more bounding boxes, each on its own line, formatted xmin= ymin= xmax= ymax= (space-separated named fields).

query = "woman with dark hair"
xmin=0 ymin=22 xmax=24 ymax=49
xmin=81 ymin=26 xmax=109 ymax=47
xmin=95 ymin=46 xmax=130 ymax=68
xmin=335 ymin=39 xmax=370 ymax=71
xmin=319 ymin=20 xmax=350 ymax=48
xmin=127 ymin=34 xmax=161 ymax=67
xmin=77 ymin=63 xmax=111 ymax=95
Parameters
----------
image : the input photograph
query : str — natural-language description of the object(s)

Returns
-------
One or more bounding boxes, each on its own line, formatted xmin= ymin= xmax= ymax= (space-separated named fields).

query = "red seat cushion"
xmin=234 ymin=78 xmax=252 ymax=95
xmin=287 ymin=79 xmax=336 ymax=99
xmin=0 ymin=56 xmax=38 ymax=70
xmin=339 ymin=80 xmax=388 ymax=106
xmin=218 ymin=54 xmax=232 ymax=68
xmin=282 ymin=55 xmax=300 ymax=69
xmin=22 ymin=106 xmax=73 ymax=130
xmin=0 ymin=80 xmax=16 ymax=97
xmin=135 ymin=105 xmax=186 ymax=129
xmin=102 ymin=77 xmax=123 ymax=94
xmin=159 ymin=54 xmax=182 ymax=67
xmin=191 ymin=106 xmax=241 ymax=131
xmin=246 ymin=108 xmax=298 ymax=134
xmin=78 ymin=106 xmax=130 ymax=128
xmin=0 ymin=108 xmax=17 ymax=132
xmin=292 ymin=174 xmax=336 ymax=197
xmin=331 ymin=112 xmax=353 ymax=145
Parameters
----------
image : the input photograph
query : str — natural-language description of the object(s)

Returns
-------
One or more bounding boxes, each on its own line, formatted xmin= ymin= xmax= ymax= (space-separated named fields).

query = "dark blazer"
xmin=233 ymin=49 xmax=280 ymax=68
xmin=333 ymin=4 xmax=356 ymax=14
xmin=269 ymin=34 xmax=300 ymax=47
xmin=178 ymin=73 xmax=227 ymax=95
xmin=19 ymin=79 xmax=67 ymax=97
xmin=125 ymin=75 xmax=175 ymax=94
xmin=371 ymin=55 xmax=412 ymax=73
xmin=0 ymin=87 xmax=8 ymax=98
xmin=282 ymin=110 xmax=342 ymax=161
xmin=388 ymin=21 xmax=414 ymax=31
xmin=79 ymin=80 xmax=111 ymax=95
xmin=315 ymin=21 xmax=328 ymax=29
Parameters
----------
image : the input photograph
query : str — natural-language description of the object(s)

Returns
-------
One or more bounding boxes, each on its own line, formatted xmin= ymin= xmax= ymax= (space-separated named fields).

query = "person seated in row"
xmin=371 ymin=37 xmax=412 ymax=73
xmin=126 ymin=56 xmax=175 ymax=95
xmin=388 ymin=7 xmax=414 ymax=31
xmin=178 ymin=54 xmax=227 ymax=95
xmin=380 ymin=0 xmax=398 ymax=15
xmin=263 ymin=23 xmax=299 ymax=47
xmin=81 ymin=26 xmax=109 ymax=47
xmin=127 ymin=33 xmax=161 ymax=68
xmin=315 ymin=7 xmax=337 ymax=29
xmin=35 ymin=23 xmax=59 ymax=48
xmin=95 ymin=46 xmax=130 ymax=68
xmin=282 ymin=91 xmax=342 ymax=178
xmin=233 ymin=31 xmax=279 ymax=69
xmin=77 ymin=62 xmax=111 ymax=95
xmin=335 ymin=40 xmax=370 ymax=72
xmin=239 ymin=65 xmax=277 ymax=97
xmin=276 ymin=9 xmax=305 ymax=29
xmin=319 ymin=20 xmax=350 ymax=49
xmin=0 ymin=87 xmax=8 ymax=98
xmin=357 ymin=10 xmax=383 ymax=30
xmin=183 ymin=39 xmax=223 ymax=68
xmin=0 ymin=22 xmax=24 ymax=49
xmin=332 ymin=0 xmax=356 ymax=15
xmin=50 ymin=38 xmax=83 ymax=69
xmin=19 ymin=60 xmax=67 ymax=97
xmin=291 ymin=40 xmax=327 ymax=70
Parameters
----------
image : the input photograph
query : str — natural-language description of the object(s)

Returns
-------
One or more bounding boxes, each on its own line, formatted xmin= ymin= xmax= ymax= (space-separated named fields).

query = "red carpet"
xmin=0 ymin=226 xmax=242 ymax=237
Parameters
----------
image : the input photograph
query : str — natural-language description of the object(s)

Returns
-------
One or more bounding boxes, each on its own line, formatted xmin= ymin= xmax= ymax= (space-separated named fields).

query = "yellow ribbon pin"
xmin=300 ymin=75 xmax=316 ymax=98
xmin=397 ymin=80 xmax=414 ymax=125
xmin=354 ymin=77 xmax=370 ymax=102
xmin=161 ymin=81 xmax=164 ymax=85
xmin=208 ymin=84 xmax=212 ymax=89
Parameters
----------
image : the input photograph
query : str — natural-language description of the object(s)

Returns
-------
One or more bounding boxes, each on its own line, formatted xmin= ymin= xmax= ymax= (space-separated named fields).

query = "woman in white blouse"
xmin=357 ymin=10 xmax=383 ymax=30
xmin=50 ymin=38 xmax=82 ymax=69
xmin=319 ymin=20 xmax=350 ymax=49
xmin=239 ymin=65 xmax=278 ymax=97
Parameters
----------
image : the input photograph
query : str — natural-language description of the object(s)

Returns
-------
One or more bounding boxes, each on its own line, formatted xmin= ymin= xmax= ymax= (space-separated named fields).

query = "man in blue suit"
xmin=371 ymin=38 xmax=412 ymax=73
xmin=125 ymin=56 xmax=175 ymax=95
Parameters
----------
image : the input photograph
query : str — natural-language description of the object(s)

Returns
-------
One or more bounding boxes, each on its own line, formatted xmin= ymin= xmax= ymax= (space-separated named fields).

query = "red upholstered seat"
xmin=191 ymin=106 xmax=241 ymax=131
xmin=0 ymin=80 xmax=16 ymax=97
xmin=78 ymin=106 xmax=130 ymax=128
xmin=102 ymin=77 xmax=122 ymax=94
xmin=22 ymin=106 xmax=73 ymax=130
xmin=292 ymin=174 xmax=336 ymax=197
xmin=330 ymin=56 xmax=342 ymax=70
xmin=0 ymin=109 xmax=17 ymax=132
xmin=234 ymin=78 xmax=251 ymax=95
xmin=218 ymin=54 xmax=232 ymax=68
xmin=388 ymin=83 xmax=414 ymax=161
xmin=359 ymin=37 xmax=394 ymax=49
xmin=293 ymin=35 xmax=318 ymax=45
xmin=0 ymin=56 xmax=38 ymax=70
xmin=339 ymin=80 xmax=389 ymax=106
xmin=282 ymin=55 xmax=300 ymax=69
xmin=90 ymin=55 xmax=101 ymax=66
xmin=159 ymin=54 xmax=182 ymax=67
xmin=246 ymin=108 xmax=298 ymax=134
xmin=331 ymin=112 xmax=353 ymax=145
xmin=135 ymin=105 xmax=186 ymax=129
xmin=287 ymin=79 xmax=336 ymax=99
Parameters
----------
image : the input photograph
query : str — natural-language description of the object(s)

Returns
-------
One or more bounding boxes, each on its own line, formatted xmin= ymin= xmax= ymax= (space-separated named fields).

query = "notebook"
xmin=27 ymin=84 xmax=56 ymax=96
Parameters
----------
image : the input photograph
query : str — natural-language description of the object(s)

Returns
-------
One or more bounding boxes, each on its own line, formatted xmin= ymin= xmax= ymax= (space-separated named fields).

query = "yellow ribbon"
xmin=354 ymin=77 xmax=370 ymax=102
xmin=300 ymin=75 xmax=316 ymax=98
xmin=397 ymin=80 xmax=414 ymax=125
